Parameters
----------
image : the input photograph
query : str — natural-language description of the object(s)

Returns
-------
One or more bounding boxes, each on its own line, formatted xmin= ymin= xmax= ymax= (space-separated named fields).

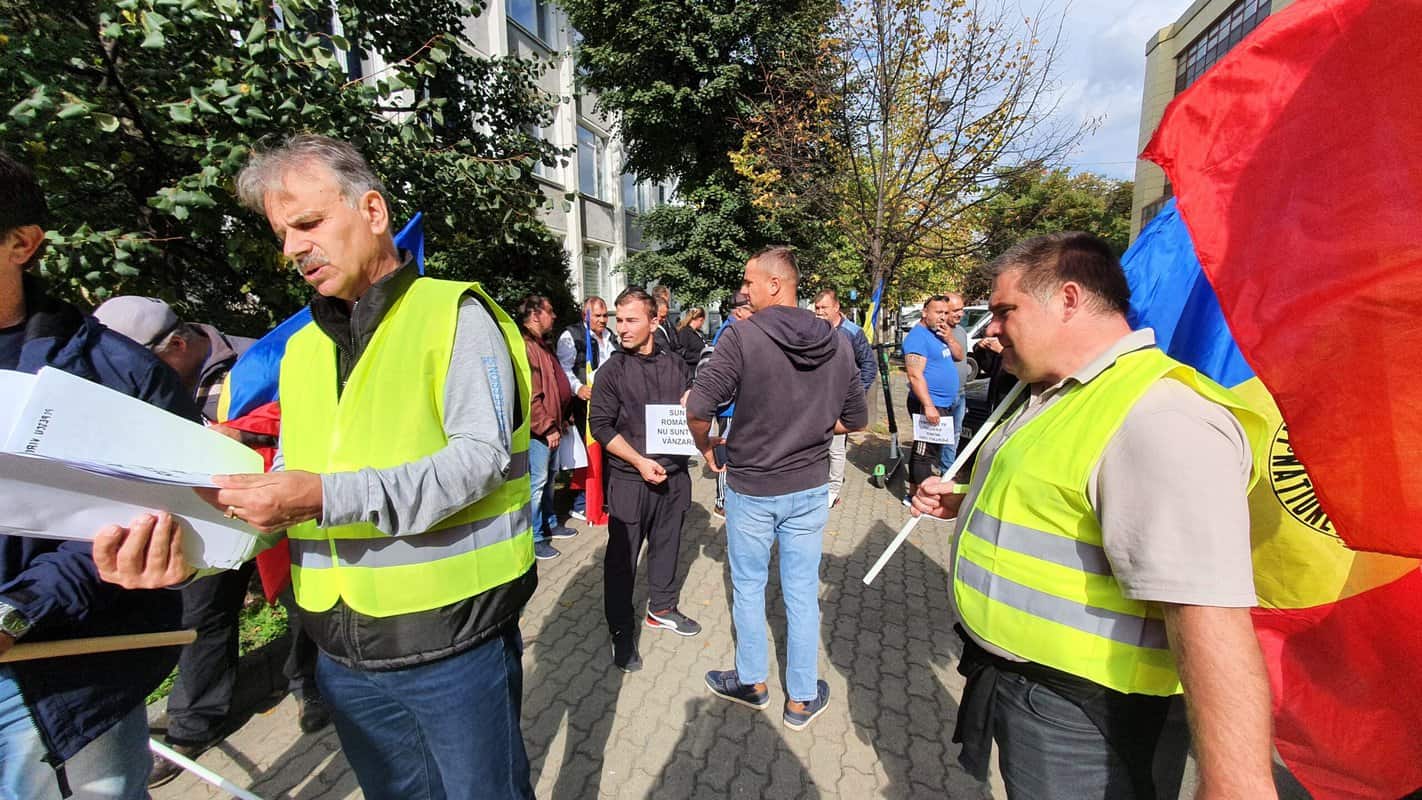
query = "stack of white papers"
xmin=0 ymin=367 xmax=266 ymax=569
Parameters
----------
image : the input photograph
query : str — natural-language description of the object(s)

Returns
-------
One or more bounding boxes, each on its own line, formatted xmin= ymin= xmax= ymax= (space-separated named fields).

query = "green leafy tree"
xmin=831 ymin=0 xmax=1091 ymax=340
xmin=964 ymin=164 xmax=1133 ymax=298
xmin=559 ymin=0 xmax=840 ymax=301
xmin=1 ymin=0 xmax=572 ymax=335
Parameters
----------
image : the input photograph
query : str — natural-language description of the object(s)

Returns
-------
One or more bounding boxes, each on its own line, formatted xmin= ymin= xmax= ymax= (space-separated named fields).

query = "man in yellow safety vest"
xmin=94 ymin=135 xmax=537 ymax=800
xmin=911 ymin=232 xmax=1278 ymax=799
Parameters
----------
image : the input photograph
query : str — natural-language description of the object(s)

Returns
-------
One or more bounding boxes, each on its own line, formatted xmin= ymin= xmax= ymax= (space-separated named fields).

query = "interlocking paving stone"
xmin=153 ymin=372 xmax=1008 ymax=799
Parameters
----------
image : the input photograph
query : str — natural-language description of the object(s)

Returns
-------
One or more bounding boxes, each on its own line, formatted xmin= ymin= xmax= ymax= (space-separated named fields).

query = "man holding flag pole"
xmin=556 ymin=297 xmax=615 ymax=526
xmin=911 ymin=232 xmax=1278 ymax=799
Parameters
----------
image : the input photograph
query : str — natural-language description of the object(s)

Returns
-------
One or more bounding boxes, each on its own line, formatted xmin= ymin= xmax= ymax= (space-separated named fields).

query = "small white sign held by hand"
xmin=645 ymin=404 xmax=699 ymax=456
xmin=911 ymin=413 xmax=955 ymax=445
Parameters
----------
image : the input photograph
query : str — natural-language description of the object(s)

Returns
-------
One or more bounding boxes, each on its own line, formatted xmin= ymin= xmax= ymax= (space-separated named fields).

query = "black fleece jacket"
xmin=687 ymin=304 xmax=868 ymax=496
xmin=588 ymin=343 xmax=693 ymax=481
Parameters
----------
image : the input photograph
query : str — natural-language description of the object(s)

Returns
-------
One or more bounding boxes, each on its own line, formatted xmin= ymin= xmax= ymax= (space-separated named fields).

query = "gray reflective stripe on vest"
xmin=289 ymin=503 xmax=531 ymax=570
xmin=956 ymin=557 xmax=1170 ymax=650
xmin=967 ymin=510 xmax=1112 ymax=575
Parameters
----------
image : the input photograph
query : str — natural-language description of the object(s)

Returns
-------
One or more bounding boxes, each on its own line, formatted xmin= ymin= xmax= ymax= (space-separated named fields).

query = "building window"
xmin=509 ymin=0 xmax=555 ymax=44
xmin=1140 ymin=182 xmax=1174 ymax=229
xmin=582 ymin=245 xmax=608 ymax=298
xmin=578 ymin=125 xmax=608 ymax=201
xmin=1175 ymin=0 xmax=1270 ymax=94
xmin=621 ymin=172 xmax=639 ymax=213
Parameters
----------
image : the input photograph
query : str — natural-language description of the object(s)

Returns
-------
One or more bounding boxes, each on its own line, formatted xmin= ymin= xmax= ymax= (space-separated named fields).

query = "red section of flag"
xmin=1252 ymin=568 xmax=1422 ymax=798
xmin=1144 ymin=2 xmax=1422 ymax=795
xmin=1142 ymin=0 xmax=1422 ymax=558
xmin=218 ymin=401 xmax=291 ymax=602
xmin=583 ymin=440 xmax=608 ymax=526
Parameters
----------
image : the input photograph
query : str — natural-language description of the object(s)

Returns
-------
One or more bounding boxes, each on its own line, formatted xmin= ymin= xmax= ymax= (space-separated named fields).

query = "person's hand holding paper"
xmin=195 ymin=471 xmax=324 ymax=534
xmin=94 ymin=512 xmax=197 ymax=589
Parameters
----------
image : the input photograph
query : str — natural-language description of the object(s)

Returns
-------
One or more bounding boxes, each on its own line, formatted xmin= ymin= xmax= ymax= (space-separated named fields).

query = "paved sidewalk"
xmin=152 ymin=376 xmax=1001 ymax=799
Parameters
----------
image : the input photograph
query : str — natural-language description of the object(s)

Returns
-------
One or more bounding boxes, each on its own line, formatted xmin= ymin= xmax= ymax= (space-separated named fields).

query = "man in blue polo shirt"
xmin=901 ymin=295 xmax=961 ymax=504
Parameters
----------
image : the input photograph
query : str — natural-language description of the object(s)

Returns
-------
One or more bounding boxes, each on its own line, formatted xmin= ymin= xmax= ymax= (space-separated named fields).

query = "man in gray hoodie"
xmin=687 ymin=246 xmax=867 ymax=731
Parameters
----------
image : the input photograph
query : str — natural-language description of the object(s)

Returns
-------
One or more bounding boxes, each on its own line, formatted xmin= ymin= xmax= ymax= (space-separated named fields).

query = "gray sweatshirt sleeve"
xmin=318 ymin=295 xmax=518 ymax=536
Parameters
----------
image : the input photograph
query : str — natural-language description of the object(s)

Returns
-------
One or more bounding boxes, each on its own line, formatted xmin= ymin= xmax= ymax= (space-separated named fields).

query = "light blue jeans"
xmin=528 ymin=437 xmax=560 ymax=543
xmin=0 ymin=667 xmax=151 ymax=799
xmin=938 ymin=396 xmax=966 ymax=475
xmin=724 ymin=484 xmax=828 ymax=702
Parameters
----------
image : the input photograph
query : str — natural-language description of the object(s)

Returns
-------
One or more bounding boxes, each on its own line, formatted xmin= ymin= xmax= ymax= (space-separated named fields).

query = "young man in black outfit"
xmin=589 ymin=287 xmax=702 ymax=672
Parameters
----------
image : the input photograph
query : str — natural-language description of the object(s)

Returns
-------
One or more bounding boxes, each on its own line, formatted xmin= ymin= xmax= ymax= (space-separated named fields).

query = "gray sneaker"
xmin=534 ymin=541 xmax=560 ymax=560
xmin=645 ymin=607 xmax=702 ymax=637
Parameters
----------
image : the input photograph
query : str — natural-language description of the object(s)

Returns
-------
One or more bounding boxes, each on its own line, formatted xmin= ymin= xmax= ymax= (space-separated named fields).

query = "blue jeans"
xmin=724 ymin=484 xmax=828 ymax=702
xmin=528 ymin=437 xmax=560 ymax=542
xmin=0 ymin=668 xmax=150 ymax=800
xmin=938 ymin=396 xmax=966 ymax=474
xmin=316 ymin=626 xmax=533 ymax=800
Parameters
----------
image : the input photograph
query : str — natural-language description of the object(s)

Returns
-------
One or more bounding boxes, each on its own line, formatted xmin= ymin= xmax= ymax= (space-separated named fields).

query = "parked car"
xmin=897 ymin=305 xmax=923 ymax=340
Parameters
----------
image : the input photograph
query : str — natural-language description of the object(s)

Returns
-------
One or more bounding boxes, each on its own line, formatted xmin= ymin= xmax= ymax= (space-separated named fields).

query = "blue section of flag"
xmin=225 ymin=215 xmax=427 ymax=417
xmin=394 ymin=212 xmax=426 ymax=275
xmin=1121 ymin=198 xmax=1254 ymax=388
xmin=224 ymin=306 xmax=312 ymax=419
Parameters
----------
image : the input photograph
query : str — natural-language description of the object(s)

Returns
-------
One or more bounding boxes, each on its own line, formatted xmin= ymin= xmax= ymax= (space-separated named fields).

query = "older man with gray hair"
xmin=93 ymin=134 xmax=538 ymax=799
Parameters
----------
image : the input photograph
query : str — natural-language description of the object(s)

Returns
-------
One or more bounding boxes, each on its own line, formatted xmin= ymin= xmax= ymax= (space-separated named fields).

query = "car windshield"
xmin=963 ymin=307 xmax=990 ymax=333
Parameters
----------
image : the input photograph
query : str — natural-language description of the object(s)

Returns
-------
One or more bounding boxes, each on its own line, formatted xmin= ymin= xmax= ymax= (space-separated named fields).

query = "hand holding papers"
xmin=93 ymin=512 xmax=196 ymax=589
xmin=0 ymin=367 xmax=265 ymax=569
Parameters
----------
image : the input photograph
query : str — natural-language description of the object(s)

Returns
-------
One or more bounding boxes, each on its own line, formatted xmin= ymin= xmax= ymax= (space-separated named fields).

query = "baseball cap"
xmin=93 ymin=296 xmax=182 ymax=348
xmin=728 ymin=291 xmax=751 ymax=309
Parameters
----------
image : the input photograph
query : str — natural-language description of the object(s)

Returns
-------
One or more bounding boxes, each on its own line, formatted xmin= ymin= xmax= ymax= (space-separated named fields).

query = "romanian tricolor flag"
xmin=1127 ymin=2 xmax=1422 ymax=795
xmin=574 ymin=311 xmax=609 ymax=525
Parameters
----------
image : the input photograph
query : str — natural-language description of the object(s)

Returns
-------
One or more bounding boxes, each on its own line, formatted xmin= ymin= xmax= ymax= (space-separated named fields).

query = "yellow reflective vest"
xmin=953 ymin=347 xmax=1267 ymax=695
xmin=279 ymin=278 xmax=534 ymax=618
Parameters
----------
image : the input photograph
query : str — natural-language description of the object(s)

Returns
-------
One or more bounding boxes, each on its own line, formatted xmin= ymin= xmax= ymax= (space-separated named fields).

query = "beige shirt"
xmin=950 ymin=329 xmax=1257 ymax=662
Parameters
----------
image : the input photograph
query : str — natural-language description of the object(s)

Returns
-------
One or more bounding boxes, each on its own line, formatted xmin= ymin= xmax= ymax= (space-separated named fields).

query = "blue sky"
xmin=1052 ymin=0 xmax=1195 ymax=180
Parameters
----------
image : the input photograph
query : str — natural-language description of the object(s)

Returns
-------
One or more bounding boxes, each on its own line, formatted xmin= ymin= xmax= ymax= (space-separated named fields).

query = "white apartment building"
xmin=472 ymin=0 xmax=677 ymax=303
xmin=341 ymin=0 xmax=675 ymax=302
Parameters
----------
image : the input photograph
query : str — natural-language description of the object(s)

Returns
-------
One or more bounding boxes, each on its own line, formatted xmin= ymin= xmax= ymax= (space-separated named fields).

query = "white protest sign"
xmin=644 ymin=404 xmax=699 ymax=456
xmin=911 ymin=413 xmax=955 ymax=445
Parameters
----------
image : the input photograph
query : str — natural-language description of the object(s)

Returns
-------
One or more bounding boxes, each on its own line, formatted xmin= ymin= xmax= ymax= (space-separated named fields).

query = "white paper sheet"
xmin=0 ymin=367 xmax=268 ymax=569
xmin=0 ymin=371 xmax=36 ymax=443
xmin=644 ymin=404 xmax=699 ymax=456
xmin=0 ymin=454 xmax=259 ymax=569
xmin=911 ymin=413 xmax=956 ymax=445
xmin=555 ymin=430 xmax=588 ymax=470
xmin=1 ymin=367 xmax=261 ymax=486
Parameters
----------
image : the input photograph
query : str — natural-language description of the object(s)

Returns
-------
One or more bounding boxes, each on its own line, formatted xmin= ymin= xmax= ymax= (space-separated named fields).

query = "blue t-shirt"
xmin=902 ymin=323 xmax=959 ymax=406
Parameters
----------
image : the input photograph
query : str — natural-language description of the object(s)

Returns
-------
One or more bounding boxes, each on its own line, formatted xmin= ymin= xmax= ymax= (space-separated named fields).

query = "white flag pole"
xmin=862 ymin=381 xmax=1026 ymax=585
xmin=149 ymin=739 xmax=264 ymax=800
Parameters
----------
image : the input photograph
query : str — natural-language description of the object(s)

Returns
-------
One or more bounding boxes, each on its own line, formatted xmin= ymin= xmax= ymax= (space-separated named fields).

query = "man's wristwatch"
xmin=0 ymin=603 xmax=32 ymax=639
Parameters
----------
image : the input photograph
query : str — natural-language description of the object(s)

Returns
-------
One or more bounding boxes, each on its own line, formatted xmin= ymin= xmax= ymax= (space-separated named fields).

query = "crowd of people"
xmin=0 ymin=133 xmax=1279 ymax=800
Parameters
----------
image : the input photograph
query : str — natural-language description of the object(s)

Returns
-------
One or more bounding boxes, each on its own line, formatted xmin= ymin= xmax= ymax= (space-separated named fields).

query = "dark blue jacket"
xmin=0 ymin=275 xmax=196 ymax=763
xmin=835 ymin=318 xmax=879 ymax=394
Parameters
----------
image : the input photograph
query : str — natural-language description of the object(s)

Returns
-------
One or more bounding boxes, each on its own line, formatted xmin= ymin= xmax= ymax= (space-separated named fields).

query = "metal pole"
xmin=149 ymin=739 xmax=264 ymax=800
xmin=862 ymin=381 xmax=1026 ymax=585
